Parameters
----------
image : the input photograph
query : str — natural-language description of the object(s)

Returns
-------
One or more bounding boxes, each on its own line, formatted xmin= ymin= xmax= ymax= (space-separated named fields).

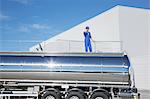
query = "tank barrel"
xmin=0 ymin=52 xmax=130 ymax=83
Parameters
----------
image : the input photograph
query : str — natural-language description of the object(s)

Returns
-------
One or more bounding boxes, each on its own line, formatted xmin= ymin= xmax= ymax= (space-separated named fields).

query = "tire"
xmin=41 ymin=91 xmax=60 ymax=99
xmin=90 ymin=92 xmax=109 ymax=99
xmin=66 ymin=92 xmax=85 ymax=99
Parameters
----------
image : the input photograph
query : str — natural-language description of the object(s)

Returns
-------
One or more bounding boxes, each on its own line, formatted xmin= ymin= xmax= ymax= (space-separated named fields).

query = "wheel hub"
xmin=95 ymin=97 xmax=104 ymax=99
xmin=70 ymin=96 xmax=80 ymax=99
xmin=45 ymin=95 xmax=55 ymax=99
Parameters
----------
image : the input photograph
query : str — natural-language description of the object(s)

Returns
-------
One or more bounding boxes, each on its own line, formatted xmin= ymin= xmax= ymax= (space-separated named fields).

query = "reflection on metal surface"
xmin=0 ymin=53 xmax=130 ymax=82
xmin=0 ymin=55 xmax=129 ymax=72
xmin=0 ymin=52 xmax=130 ymax=83
xmin=0 ymin=53 xmax=129 ymax=72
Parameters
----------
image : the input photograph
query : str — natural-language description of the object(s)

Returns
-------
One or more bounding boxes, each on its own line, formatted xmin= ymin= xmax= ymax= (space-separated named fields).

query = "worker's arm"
xmin=83 ymin=32 xmax=86 ymax=37
xmin=91 ymin=38 xmax=95 ymax=43
xmin=89 ymin=32 xmax=95 ymax=42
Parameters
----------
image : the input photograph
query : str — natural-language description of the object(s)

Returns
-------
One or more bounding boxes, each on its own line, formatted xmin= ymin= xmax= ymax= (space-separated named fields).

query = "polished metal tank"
xmin=0 ymin=52 xmax=130 ymax=83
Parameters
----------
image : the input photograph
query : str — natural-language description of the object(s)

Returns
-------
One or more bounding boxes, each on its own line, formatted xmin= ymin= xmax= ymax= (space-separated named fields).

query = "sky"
xmin=0 ymin=0 xmax=149 ymax=51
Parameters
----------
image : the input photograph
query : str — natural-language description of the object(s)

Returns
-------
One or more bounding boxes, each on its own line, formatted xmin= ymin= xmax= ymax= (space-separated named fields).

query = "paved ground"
xmin=139 ymin=90 xmax=150 ymax=99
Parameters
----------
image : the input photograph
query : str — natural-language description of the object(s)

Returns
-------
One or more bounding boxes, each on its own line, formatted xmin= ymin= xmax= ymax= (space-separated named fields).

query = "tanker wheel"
xmin=41 ymin=91 xmax=60 ymax=99
xmin=90 ymin=92 xmax=109 ymax=99
xmin=66 ymin=92 xmax=85 ymax=99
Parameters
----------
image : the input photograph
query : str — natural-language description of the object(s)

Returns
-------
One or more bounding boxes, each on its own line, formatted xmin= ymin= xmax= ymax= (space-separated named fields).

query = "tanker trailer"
xmin=0 ymin=52 xmax=139 ymax=99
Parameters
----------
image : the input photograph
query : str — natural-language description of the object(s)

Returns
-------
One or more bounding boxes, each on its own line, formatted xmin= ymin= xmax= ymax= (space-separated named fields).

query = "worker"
xmin=83 ymin=26 xmax=92 ymax=52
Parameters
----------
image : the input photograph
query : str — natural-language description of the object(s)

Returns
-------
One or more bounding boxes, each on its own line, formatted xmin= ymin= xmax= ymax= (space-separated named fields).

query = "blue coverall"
xmin=84 ymin=32 xmax=92 ymax=52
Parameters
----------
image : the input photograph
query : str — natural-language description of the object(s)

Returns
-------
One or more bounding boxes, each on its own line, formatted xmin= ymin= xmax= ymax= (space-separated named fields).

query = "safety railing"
xmin=0 ymin=40 xmax=123 ymax=53
xmin=30 ymin=40 xmax=123 ymax=53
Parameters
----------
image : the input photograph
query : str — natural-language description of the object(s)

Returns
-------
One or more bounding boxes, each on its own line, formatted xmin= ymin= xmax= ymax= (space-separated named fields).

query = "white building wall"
xmin=30 ymin=6 xmax=150 ymax=90
xmin=119 ymin=6 xmax=150 ymax=90
xmin=30 ymin=6 xmax=121 ymax=52
xmin=148 ymin=9 xmax=150 ymax=90
xmin=148 ymin=10 xmax=150 ymax=90
xmin=48 ymin=6 xmax=120 ymax=41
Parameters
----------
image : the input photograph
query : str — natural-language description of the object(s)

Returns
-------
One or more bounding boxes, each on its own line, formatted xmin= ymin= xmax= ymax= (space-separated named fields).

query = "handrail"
xmin=0 ymin=40 xmax=123 ymax=53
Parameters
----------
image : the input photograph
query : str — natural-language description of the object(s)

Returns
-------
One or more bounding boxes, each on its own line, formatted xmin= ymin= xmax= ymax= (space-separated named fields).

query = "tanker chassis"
xmin=0 ymin=52 xmax=139 ymax=99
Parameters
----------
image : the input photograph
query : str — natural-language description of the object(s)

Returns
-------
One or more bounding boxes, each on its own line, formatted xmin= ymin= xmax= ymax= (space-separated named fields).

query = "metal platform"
xmin=0 ymin=51 xmax=125 ymax=57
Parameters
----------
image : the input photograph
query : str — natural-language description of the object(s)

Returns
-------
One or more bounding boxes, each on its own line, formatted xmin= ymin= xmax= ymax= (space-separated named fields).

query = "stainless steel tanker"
xmin=0 ymin=52 xmax=139 ymax=99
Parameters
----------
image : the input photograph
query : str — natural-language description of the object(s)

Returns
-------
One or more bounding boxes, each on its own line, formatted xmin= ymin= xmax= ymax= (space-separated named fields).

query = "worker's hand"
xmin=91 ymin=38 xmax=95 ymax=43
